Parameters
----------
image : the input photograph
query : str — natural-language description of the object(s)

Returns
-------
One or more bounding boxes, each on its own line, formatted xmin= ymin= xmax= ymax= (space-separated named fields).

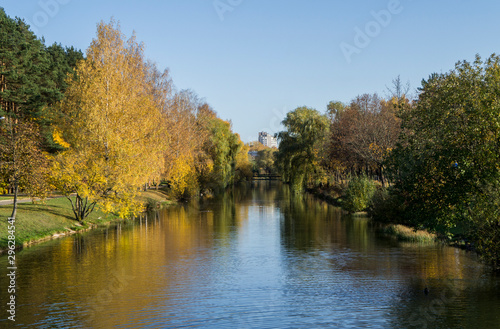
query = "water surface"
xmin=0 ymin=182 xmax=499 ymax=328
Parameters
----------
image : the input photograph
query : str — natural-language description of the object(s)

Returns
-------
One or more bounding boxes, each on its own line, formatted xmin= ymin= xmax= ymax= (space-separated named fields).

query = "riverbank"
xmin=0 ymin=189 xmax=175 ymax=252
xmin=307 ymin=185 xmax=438 ymax=243
xmin=378 ymin=224 xmax=437 ymax=243
xmin=306 ymin=186 xmax=342 ymax=207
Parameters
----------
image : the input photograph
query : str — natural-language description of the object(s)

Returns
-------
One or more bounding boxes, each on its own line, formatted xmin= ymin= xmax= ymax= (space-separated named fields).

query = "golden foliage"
xmin=167 ymin=154 xmax=198 ymax=199
xmin=52 ymin=128 xmax=70 ymax=148
xmin=0 ymin=121 xmax=52 ymax=201
xmin=51 ymin=20 xmax=167 ymax=220
xmin=234 ymin=137 xmax=253 ymax=181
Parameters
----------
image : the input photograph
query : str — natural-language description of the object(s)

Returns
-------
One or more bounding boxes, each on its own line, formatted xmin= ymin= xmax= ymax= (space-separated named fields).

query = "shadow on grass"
xmin=14 ymin=203 xmax=76 ymax=221
xmin=0 ymin=237 xmax=8 ymax=247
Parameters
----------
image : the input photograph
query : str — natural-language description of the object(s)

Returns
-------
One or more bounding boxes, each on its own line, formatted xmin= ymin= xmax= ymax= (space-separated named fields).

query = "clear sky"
xmin=2 ymin=0 xmax=500 ymax=142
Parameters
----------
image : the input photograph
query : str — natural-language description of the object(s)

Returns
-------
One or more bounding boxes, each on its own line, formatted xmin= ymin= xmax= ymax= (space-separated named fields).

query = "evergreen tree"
xmin=0 ymin=8 xmax=55 ymax=218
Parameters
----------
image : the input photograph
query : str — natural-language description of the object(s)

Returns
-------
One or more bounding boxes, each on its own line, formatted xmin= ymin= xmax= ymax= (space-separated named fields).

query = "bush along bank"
xmin=307 ymin=177 xmax=438 ymax=244
xmin=274 ymin=56 xmax=500 ymax=270
xmin=315 ymin=175 xmax=499 ymax=270
xmin=367 ymin=182 xmax=500 ymax=270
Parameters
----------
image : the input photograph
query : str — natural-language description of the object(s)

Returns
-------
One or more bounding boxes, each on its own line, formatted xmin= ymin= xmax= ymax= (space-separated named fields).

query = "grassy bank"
xmin=0 ymin=189 xmax=174 ymax=251
xmin=136 ymin=189 xmax=177 ymax=209
xmin=378 ymin=224 xmax=437 ymax=243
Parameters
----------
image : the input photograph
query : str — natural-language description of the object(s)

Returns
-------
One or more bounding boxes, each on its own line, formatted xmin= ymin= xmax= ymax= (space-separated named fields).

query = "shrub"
xmin=145 ymin=198 xmax=160 ymax=212
xmin=466 ymin=182 xmax=500 ymax=271
xmin=341 ymin=176 xmax=376 ymax=213
xmin=368 ymin=187 xmax=405 ymax=223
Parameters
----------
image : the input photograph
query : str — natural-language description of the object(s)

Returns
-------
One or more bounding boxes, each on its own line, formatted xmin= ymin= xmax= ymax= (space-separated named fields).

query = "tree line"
xmin=276 ymin=58 xmax=500 ymax=270
xmin=0 ymin=9 xmax=251 ymax=222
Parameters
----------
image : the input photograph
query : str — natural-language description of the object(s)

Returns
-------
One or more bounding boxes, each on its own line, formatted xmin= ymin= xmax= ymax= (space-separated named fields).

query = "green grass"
xmin=379 ymin=224 xmax=437 ymax=243
xmin=0 ymin=197 xmax=119 ymax=250
xmin=0 ymin=189 xmax=176 ymax=251
xmin=0 ymin=194 xmax=33 ymax=201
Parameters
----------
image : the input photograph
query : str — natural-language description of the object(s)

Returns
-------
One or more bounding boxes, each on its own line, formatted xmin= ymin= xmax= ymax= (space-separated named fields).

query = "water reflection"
xmin=0 ymin=181 xmax=499 ymax=328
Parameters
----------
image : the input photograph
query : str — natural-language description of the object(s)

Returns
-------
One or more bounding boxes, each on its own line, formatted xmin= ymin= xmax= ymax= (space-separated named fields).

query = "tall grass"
xmin=380 ymin=224 xmax=437 ymax=243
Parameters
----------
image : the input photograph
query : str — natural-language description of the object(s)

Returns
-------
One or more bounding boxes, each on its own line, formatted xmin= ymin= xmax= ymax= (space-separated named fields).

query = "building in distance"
xmin=258 ymin=131 xmax=278 ymax=148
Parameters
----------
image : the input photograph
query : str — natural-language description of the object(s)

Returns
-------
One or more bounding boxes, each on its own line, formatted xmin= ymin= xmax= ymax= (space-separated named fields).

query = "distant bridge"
xmin=252 ymin=173 xmax=281 ymax=181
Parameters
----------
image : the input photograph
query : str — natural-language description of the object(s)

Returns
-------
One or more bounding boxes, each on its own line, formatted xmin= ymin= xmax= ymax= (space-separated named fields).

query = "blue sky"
xmin=2 ymin=0 xmax=500 ymax=142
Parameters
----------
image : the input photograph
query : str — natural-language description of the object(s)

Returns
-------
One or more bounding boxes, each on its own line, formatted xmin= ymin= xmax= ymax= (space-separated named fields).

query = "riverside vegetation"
xmin=0 ymin=9 xmax=252 ymax=248
xmin=1 ymin=6 xmax=499 ymax=270
xmin=276 ymin=63 xmax=500 ymax=270
xmin=0 ymin=189 xmax=175 ymax=250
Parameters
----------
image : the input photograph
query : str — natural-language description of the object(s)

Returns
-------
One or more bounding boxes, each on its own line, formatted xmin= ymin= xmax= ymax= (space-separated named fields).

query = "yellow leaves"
xmin=196 ymin=154 xmax=214 ymax=177
xmin=50 ymin=150 xmax=105 ymax=194
xmin=369 ymin=142 xmax=384 ymax=157
xmin=52 ymin=128 xmax=70 ymax=148
xmin=234 ymin=138 xmax=253 ymax=181
xmin=51 ymin=20 xmax=172 ymax=220
xmin=100 ymin=192 xmax=144 ymax=218
xmin=168 ymin=154 xmax=198 ymax=199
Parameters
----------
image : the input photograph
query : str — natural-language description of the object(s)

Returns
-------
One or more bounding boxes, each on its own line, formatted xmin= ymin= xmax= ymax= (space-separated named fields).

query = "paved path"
xmin=0 ymin=195 xmax=67 ymax=206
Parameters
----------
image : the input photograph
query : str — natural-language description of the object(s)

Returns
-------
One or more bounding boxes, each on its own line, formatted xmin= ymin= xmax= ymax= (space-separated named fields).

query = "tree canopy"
xmin=277 ymin=107 xmax=329 ymax=192
xmin=51 ymin=21 xmax=166 ymax=221
xmin=389 ymin=55 xmax=500 ymax=233
xmin=0 ymin=8 xmax=81 ymax=218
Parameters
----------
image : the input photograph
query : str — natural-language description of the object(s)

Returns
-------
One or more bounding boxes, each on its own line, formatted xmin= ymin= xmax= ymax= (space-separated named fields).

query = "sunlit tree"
xmin=388 ymin=55 xmax=500 ymax=268
xmin=51 ymin=20 xmax=165 ymax=222
xmin=277 ymin=107 xmax=329 ymax=192
xmin=327 ymin=94 xmax=401 ymax=185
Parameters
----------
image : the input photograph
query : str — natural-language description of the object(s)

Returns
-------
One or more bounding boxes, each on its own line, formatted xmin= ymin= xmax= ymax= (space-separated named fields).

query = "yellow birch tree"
xmin=51 ymin=20 xmax=165 ymax=222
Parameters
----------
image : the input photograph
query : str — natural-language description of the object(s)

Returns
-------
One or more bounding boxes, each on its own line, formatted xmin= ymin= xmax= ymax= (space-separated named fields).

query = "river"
xmin=1 ymin=181 xmax=499 ymax=328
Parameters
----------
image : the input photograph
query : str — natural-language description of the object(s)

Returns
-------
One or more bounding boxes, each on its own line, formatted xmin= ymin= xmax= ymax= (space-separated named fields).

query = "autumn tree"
xmin=234 ymin=137 xmax=253 ymax=181
xmin=162 ymin=91 xmax=210 ymax=198
xmin=255 ymin=148 xmax=277 ymax=175
xmin=277 ymin=107 xmax=329 ymax=192
xmin=203 ymin=117 xmax=241 ymax=191
xmin=247 ymin=140 xmax=278 ymax=175
xmin=160 ymin=90 xmax=245 ymax=198
xmin=248 ymin=140 xmax=267 ymax=152
xmin=326 ymin=100 xmax=346 ymax=122
xmin=51 ymin=21 xmax=165 ymax=222
xmin=142 ymin=61 xmax=173 ymax=189
xmin=327 ymin=94 xmax=401 ymax=185
xmin=0 ymin=121 xmax=50 ymax=218
xmin=385 ymin=75 xmax=411 ymax=101
xmin=388 ymin=55 xmax=500 ymax=239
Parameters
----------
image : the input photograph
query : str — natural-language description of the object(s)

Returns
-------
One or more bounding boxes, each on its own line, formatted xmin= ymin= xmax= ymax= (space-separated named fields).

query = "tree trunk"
xmin=68 ymin=193 xmax=97 ymax=223
xmin=380 ymin=166 xmax=386 ymax=188
xmin=10 ymin=179 xmax=18 ymax=219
